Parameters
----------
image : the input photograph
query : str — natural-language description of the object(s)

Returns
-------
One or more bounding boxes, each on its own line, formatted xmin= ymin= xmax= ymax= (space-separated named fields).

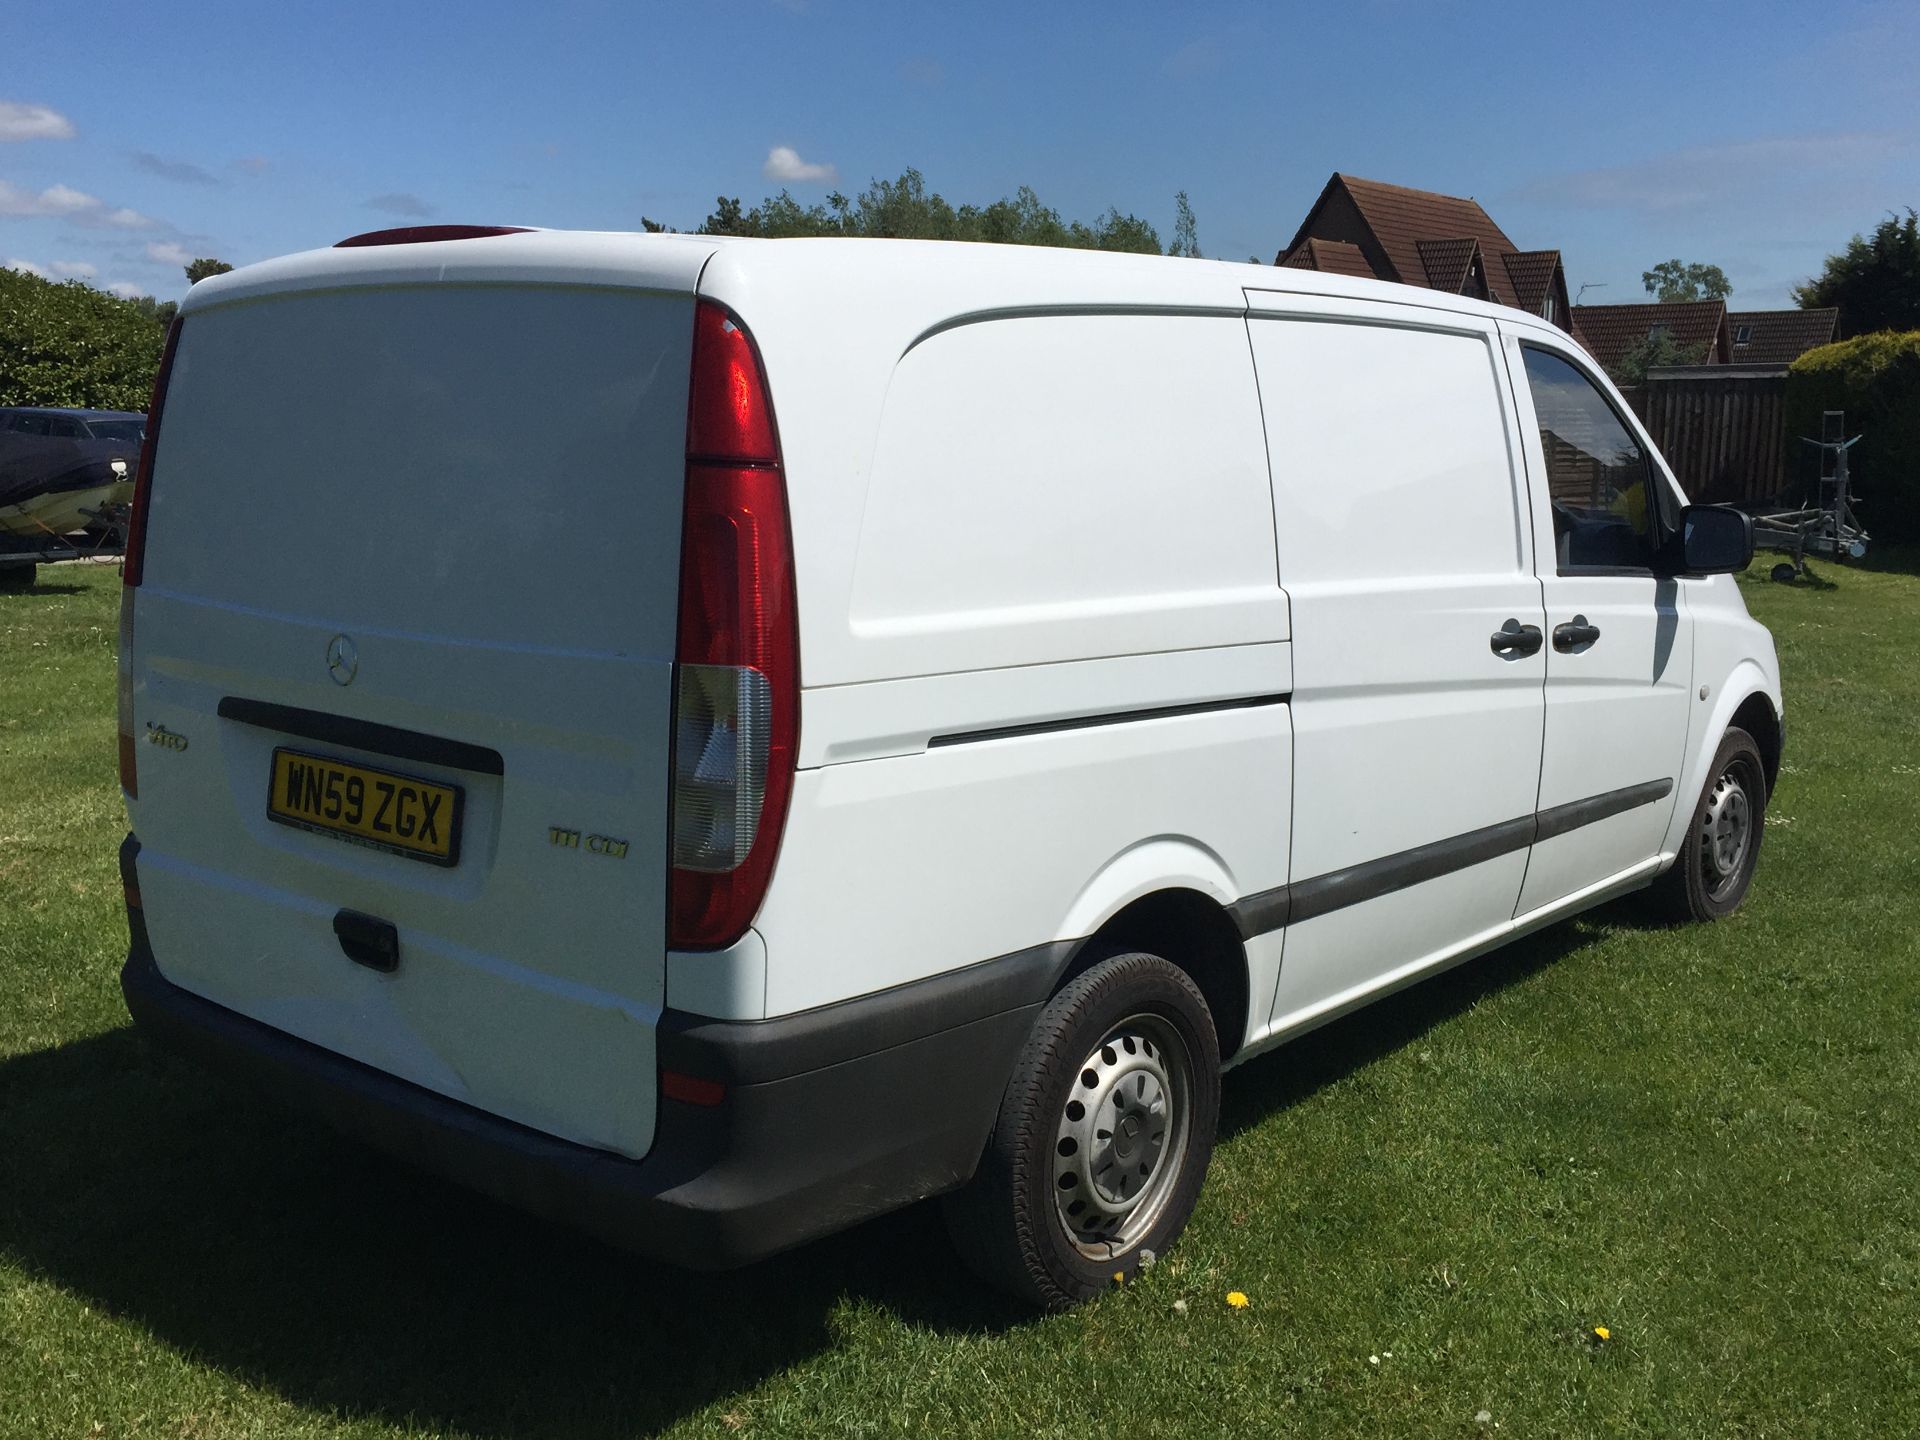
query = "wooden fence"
xmin=1621 ymin=365 xmax=1789 ymax=506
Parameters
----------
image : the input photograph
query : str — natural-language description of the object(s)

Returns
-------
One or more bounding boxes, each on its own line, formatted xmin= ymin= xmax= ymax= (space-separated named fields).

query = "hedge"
xmin=0 ymin=268 xmax=167 ymax=411
xmin=1785 ymin=330 xmax=1920 ymax=544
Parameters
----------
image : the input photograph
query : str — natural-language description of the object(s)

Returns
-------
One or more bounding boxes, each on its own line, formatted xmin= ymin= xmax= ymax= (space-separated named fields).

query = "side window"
xmin=9 ymin=413 xmax=50 ymax=435
xmin=1521 ymin=346 xmax=1664 ymax=573
xmin=47 ymin=418 xmax=83 ymax=438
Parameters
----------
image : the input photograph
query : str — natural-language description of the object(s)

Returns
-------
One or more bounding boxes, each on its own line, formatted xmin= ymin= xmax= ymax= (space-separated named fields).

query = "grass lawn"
xmin=2 ymin=556 xmax=1917 ymax=1438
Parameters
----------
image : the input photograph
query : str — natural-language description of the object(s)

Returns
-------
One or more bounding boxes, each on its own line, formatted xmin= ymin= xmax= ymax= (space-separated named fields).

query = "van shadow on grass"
xmin=0 ymin=908 xmax=1630 ymax=1438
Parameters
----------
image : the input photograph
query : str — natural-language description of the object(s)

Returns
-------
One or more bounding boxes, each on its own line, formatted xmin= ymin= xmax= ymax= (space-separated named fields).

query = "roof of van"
xmin=180 ymin=228 xmax=1575 ymax=346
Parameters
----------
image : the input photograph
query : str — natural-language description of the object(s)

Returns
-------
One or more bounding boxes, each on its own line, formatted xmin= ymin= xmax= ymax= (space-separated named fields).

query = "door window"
xmin=1521 ymin=347 xmax=1668 ymax=573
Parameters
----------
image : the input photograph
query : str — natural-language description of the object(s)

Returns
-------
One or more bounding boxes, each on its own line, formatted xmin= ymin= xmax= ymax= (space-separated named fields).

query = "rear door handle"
xmin=1553 ymin=616 xmax=1602 ymax=652
xmin=1490 ymin=620 xmax=1544 ymax=658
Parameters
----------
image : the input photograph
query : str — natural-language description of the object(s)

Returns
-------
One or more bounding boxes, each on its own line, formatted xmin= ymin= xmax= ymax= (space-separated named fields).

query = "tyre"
xmin=0 ymin=563 xmax=36 ymax=592
xmin=1770 ymin=562 xmax=1797 ymax=584
xmin=943 ymin=951 xmax=1220 ymax=1309
xmin=1647 ymin=726 xmax=1767 ymax=923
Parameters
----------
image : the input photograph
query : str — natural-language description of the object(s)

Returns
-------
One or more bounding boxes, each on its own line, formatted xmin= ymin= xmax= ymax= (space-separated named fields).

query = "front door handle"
xmin=1490 ymin=620 xmax=1544 ymax=658
xmin=1553 ymin=616 xmax=1602 ymax=652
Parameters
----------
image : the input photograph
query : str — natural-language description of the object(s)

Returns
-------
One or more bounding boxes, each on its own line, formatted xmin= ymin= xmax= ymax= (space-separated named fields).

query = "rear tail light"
xmin=119 ymin=316 xmax=181 ymax=797
xmin=668 ymin=302 xmax=798 ymax=950
xmin=123 ymin=315 xmax=181 ymax=589
xmin=117 ymin=588 xmax=137 ymax=798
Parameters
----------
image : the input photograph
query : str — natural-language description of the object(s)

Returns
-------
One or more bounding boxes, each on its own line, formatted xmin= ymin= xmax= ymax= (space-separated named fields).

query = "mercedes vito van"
xmin=117 ymin=226 xmax=1782 ymax=1307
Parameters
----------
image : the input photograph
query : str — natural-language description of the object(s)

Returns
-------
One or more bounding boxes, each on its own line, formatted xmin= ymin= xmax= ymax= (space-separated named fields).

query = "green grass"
xmin=3 ymin=557 xmax=1918 ymax=1438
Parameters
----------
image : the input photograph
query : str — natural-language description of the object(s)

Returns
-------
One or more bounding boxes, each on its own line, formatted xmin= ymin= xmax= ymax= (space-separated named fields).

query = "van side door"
xmin=1245 ymin=292 xmax=1547 ymax=1034
xmin=1500 ymin=328 xmax=1694 ymax=913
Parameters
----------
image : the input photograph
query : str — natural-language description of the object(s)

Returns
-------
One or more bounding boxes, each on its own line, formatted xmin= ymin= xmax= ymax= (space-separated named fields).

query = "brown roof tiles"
xmin=1278 ymin=173 xmax=1566 ymax=323
xmin=1571 ymin=301 xmax=1731 ymax=374
xmin=1280 ymin=237 xmax=1375 ymax=278
xmin=1416 ymin=237 xmax=1480 ymax=293
xmin=1728 ymin=308 xmax=1839 ymax=366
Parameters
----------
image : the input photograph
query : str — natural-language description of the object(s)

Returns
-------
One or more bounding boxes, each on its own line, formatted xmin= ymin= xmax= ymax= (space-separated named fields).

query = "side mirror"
xmin=1678 ymin=505 xmax=1753 ymax=575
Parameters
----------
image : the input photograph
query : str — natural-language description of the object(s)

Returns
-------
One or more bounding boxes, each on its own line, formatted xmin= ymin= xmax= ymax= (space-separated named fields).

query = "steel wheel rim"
xmin=1051 ymin=1013 xmax=1192 ymax=1259
xmin=1699 ymin=759 xmax=1756 ymax=900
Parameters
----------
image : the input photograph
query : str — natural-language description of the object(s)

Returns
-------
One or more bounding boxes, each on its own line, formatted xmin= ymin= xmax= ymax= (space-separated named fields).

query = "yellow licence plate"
xmin=267 ymin=749 xmax=463 ymax=866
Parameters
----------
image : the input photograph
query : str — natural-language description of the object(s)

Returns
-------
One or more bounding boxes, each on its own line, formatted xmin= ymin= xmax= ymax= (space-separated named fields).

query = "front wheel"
xmin=1649 ymin=726 xmax=1767 ymax=922
xmin=943 ymin=951 xmax=1220 ymax=1309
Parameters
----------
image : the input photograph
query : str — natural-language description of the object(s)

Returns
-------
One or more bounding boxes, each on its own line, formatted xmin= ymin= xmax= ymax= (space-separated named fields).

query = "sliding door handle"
xmin=1490 ymin=620 xmax=1544 ymax=658
xmin=1553 ymin=616 xmax=1602 ymax=652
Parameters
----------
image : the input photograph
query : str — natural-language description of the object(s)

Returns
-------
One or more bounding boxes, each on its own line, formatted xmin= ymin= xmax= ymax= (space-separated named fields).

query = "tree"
xmin=1793 ymin=208 xmax=1920 ymax=336
xmin=1787 ymin=330 xmax=1920 ymax=540
xmin=126 ymin=294 xmax=180 ymax=327
xmin=0 ymin=268 xmax=168 ymax=409
xmin=1168 ymin=191 xmax=1200 ymax=259
xmin=1641 ymin=259 xmax=1732 ymax=303
xmin=696 ymin=169 xmax=1180 ymax=255
xmin=1609 ymin=330 xmax=1709 ymax=386
xmin=184 ymin=257 xmax=234 ymax=285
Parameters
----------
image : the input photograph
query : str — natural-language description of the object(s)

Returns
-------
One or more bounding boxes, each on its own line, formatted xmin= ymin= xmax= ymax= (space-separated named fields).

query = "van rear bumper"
xmin=119 ymin=839 xmax=1062 ymax=1269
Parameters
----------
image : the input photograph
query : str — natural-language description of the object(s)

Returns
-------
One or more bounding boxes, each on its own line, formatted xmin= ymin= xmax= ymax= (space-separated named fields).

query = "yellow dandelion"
xmin=1593 ymin=1325 xmax=1611 ymax=1341
xmin=1226 ymin=1291 xmax=1250 ymax=1309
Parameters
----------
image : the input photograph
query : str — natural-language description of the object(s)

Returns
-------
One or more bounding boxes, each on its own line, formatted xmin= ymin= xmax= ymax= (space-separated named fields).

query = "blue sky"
xmin=4 ymin=0 xmax=1915 ymax=306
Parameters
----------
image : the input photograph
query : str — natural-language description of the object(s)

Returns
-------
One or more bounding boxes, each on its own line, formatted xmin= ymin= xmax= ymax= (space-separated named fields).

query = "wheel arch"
xmin=1730 ymin=689 xmax=1782 ymax=794
xmin=1660 ymin=663 xmax=1781 ymax=860
xmin=1058 ymin=886 xmax=1251 ymax=1063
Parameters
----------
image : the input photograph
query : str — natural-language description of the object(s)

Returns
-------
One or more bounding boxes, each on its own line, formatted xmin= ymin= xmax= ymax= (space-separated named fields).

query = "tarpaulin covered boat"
xmin=0 ymin=409 xmax=144 ymax=538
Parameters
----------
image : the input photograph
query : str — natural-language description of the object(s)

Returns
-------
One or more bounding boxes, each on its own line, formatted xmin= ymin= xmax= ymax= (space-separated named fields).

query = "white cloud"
xmin=365 ymin=191 xmax=434 ymax=218
xmin=132 ymin=150 xmax=220 ymax=186
xmin=5 ymin=256 xmax=49 ymax=277
xmin=0 ymin=179 xmax=157 ymax=229
xmin=107 ymin=281 xmax=145 ymax=299
xmin=146 ymin=240 xmax=193 ymax=266
xmin=0 ymin=102 xmax=75 ymax=142
xmin=1508 ymin=132 xmax=1906 ymax=214
xmin=763 ymin=145 xmax=837 ymax=184
xmin=50 ymin=259 xmax=94 ymax=277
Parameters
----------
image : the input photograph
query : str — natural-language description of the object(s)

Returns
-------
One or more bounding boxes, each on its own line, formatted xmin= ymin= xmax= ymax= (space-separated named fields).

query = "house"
xmin=1276 ymin=172 xmax=1572 ymax=327
xmin=1728 ymin=307 xmax=1839 ymax=366
xmin=1570 ymin=300 xmax=1733 ymax=376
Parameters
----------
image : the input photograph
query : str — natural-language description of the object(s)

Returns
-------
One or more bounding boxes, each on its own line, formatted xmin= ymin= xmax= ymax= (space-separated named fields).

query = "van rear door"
xmin=127 ymin=260 xmax=704 ymax=1158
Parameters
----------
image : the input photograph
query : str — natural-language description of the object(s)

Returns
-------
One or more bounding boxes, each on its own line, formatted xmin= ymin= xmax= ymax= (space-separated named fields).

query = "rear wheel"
xmin=0 ymin=563 xmax=35 ymax=592
xmin=1648 ymin=726 xmax=1767 ymax=922
xmin=943 ymin=951 xmax=1220 ymax=1309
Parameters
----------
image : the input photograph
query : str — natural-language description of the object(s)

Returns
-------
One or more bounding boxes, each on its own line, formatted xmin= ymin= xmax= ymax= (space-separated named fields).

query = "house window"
xmin=1734 ymin=324 xmax=1753 ymax=345
xmin=1647 ymin=323 xmax=1670 ymax=342
xmin=1541 ymin=296 xmax=1557 ymax=324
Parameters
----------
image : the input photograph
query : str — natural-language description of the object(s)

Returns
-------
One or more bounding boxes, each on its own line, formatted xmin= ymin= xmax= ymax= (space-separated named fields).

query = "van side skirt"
xmin=1229 ymin=778 xmax=1674 ymax=939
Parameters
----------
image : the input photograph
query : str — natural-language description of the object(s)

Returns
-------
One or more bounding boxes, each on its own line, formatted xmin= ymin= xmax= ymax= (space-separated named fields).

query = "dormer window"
xmin=1734 ymin=324 xmax=1753 ymax=345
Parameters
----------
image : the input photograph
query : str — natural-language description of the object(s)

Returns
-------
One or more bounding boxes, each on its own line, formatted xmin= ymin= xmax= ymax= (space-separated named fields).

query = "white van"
xmin=117 ymin=226 xmax=1782 ymax=1307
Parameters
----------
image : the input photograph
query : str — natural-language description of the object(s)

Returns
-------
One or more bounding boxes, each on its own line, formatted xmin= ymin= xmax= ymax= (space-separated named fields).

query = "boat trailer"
xmin=1750 ymin=411 xmax=1869 ymax=583
xmin=0 ymin=505 xmax=128 ymax=590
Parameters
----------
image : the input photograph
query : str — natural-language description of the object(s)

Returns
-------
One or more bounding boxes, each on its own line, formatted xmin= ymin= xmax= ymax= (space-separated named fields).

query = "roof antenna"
xmin=1576 ymin=282 xmax=1607 ymax=303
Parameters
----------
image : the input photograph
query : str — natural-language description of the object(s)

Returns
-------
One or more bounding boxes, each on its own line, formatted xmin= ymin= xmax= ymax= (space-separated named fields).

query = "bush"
xmin=1785 ymin=330 xmax=1920 ymax=543
xmin=0 ymin=267 xmax=168 ymax=411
